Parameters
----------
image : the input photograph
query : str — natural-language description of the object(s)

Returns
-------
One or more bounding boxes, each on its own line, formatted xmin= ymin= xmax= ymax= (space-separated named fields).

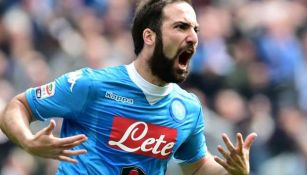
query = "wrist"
xmin=21 ymin=132 xmax=35 ymax=152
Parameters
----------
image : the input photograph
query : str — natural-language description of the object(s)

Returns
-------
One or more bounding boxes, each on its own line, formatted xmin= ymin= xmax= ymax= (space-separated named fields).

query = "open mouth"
xmin=178 ymin=47 xmax=194 ymax=68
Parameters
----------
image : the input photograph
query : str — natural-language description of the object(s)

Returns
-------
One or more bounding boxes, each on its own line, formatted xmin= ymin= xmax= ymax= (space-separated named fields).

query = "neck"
xmin=134 ymin=52 xmax=168 ymax=87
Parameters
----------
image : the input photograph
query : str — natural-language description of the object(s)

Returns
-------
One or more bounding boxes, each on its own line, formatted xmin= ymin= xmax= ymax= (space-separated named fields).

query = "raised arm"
xmin=0 ymin=93 xmax=88 ymax=163
xmin=0 ymin=93 xmax=35 ymax=147
xmin=180 ymin=133 xmax=257 ymax=175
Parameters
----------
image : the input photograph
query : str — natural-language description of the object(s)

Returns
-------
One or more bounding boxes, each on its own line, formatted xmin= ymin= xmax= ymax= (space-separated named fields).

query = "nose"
xmin=186 ymin=29 xmax=198 ymax=46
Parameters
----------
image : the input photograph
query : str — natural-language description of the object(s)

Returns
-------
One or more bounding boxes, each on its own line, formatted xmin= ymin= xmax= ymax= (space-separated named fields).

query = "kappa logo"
xmin=67 ymin=70 xmax=82 ymax=92
xmin=105 ymin=91 xmax=134 ymax=104
xmin=108 ymin=116 xmax=177 ymax=159
xmin=35 ymin=82 xmax=56 ymax=100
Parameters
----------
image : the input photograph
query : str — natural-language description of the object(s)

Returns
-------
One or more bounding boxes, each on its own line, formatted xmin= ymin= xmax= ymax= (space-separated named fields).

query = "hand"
xmin=24 ymin=119 xmax=88 ymax=163
xmin=214 ymin=133 xmax=257 ymax=175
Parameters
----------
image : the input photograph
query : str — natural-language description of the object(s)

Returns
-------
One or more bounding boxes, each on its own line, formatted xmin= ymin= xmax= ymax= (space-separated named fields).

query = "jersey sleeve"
xmin=25 ymin=68 xmax=94 ymax=121
xmin=174 ymin=101 xmax=207 ymax=164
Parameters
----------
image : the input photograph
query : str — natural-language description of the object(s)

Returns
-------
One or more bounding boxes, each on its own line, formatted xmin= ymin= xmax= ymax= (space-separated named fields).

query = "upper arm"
xmin=25 ymin=69 xmax=93 ymax=121
xmin=15 ymin=92 xmax=34 ymax=122
xmin=0 ymin=92 xmax=33 ymax=126
xmin=174 ymin=104 xmax=207 ymax=163
xmin=0 ymin=92 xmax=35 ymax=143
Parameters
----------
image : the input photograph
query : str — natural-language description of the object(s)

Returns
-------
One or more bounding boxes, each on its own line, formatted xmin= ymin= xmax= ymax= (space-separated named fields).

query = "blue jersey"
xmin=25 ymin=64 xmax=207 ymax=175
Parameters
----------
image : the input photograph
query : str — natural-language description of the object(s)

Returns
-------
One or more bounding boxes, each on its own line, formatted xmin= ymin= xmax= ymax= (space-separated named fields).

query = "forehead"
xmin=162 ymin=2 xmax=198 ymax=26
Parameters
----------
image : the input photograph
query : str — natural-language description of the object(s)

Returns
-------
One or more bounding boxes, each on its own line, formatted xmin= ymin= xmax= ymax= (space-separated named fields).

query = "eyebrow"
xmin=173 ymin=21 xmax=200 ymax=30
xmin=174 ymin=20 xmax=199 ymax=26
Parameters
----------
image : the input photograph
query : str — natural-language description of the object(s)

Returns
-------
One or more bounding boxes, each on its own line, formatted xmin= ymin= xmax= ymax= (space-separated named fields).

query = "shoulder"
xmin=65 ymin=65 xmax=127 ymax=82
xmin=172 ymin=84 xmax=202 ymax=107
xmin=171 ymin=84 xmax=203 ymax=119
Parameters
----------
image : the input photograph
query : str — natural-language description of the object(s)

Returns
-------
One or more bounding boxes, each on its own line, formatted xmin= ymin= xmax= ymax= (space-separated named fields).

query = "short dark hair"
xmin=131 ymin=0 xmax=192 ymax=55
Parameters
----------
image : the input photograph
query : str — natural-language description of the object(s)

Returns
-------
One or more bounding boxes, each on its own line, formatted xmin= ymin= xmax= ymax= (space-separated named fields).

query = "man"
xmin=0 ymin=0 xmax=257 ymax=174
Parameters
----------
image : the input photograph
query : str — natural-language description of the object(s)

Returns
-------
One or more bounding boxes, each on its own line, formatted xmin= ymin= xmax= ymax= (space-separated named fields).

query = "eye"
xmin=175 ymin=23 xmax=190 ymax=31
xmin=194 ymin=27 xmax=200 ymax=33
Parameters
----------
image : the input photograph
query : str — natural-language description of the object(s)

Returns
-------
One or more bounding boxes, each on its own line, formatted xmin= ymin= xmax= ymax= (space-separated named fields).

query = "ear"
xmin=143 ymin=28 xmax=156 ymax=46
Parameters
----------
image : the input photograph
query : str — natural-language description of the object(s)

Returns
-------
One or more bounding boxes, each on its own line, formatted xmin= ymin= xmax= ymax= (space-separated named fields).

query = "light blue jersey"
xmin=25 ymin=64 xmax=207 ymax=175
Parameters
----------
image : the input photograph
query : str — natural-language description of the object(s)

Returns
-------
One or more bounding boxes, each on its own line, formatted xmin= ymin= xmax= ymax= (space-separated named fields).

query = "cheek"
xmin=162 ymin=38 xmax=180 ymax=58
xmin=160 ymin=26 xmax=186 ymax=58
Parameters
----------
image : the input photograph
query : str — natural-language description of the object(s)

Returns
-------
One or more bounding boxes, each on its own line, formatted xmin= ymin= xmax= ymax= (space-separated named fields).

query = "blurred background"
xmin=0 ymin=0 xmax=306 ymax=175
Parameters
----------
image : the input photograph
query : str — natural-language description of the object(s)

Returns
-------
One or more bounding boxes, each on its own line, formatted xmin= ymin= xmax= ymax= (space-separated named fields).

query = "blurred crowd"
xmin=0 ymin=0 xmax=307 ymax=175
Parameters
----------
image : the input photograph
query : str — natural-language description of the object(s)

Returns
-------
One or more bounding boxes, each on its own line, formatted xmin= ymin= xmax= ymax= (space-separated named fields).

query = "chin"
xmin=173 ymin=73 xmax=188 ymax=83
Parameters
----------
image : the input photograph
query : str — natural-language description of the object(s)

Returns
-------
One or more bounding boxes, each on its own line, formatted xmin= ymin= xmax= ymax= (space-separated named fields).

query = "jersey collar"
xmin=126 ymin=62 xmax=173 ymax=105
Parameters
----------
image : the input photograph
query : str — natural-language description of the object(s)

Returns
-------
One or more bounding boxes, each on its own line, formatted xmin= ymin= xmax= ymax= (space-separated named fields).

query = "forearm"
xmin=194 ymin=154 xmax=229 ymax=175
xmin=0 ymin=94 xmax=34 ymax=149
xmin=180 ymin=133 xmax=256 ymax=175
xmin=180 ymin=154 xmax=229 ymax=175
xmin=0 ymin=93 xmax=88 ymax=162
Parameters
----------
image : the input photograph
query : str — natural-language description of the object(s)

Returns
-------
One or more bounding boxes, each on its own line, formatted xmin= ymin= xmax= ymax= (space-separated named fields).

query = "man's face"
xmin=149 ymin=2 xmax=199 ymax=83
